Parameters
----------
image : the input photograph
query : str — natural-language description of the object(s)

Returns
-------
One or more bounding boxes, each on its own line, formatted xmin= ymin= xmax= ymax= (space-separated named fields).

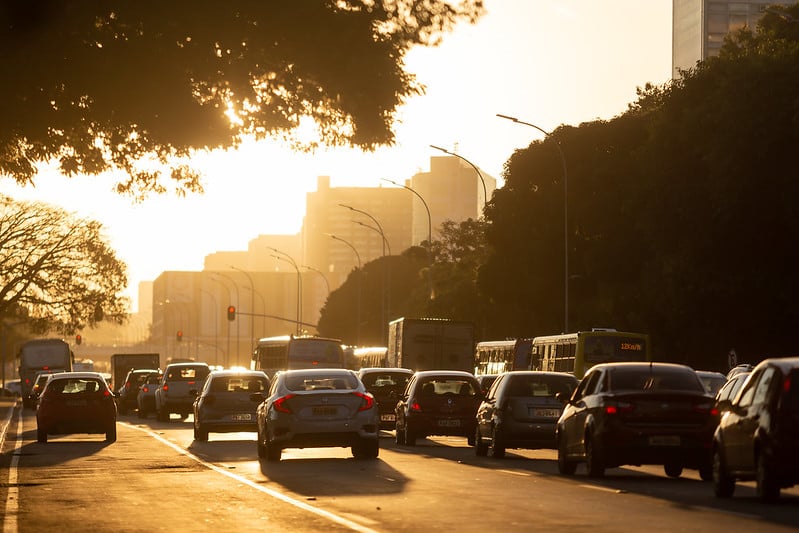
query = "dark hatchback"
xmin=556 ymin=362 xmax=718 ymax=479
xmin=395 ymin=370 xmax=483 ymax=446
xmin=357 ymin=367 xmax=413 ymax=430
xmin=476 ymin=371 xmax=578 ymax=458
xmin=712 ymin=357 xmax=799 ymax=502
xmin=117 ymin=368 xmax=161 ymax=415
xmin=192 ymin=369 xmax=270 ymax=441
xmin=36 ymin=372 xmax=118 ymax=443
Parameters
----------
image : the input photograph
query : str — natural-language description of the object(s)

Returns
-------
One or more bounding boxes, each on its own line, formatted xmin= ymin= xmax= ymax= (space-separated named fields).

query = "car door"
xmin=561 ymin=369 xmax=601 ymax=456
xmin=476 ymin=374 xmax=506 ymax=438
xmin=723 ymin=368 xmax=765 ymax=470
xmin=736 ymin=366 xmax=776 ymax=472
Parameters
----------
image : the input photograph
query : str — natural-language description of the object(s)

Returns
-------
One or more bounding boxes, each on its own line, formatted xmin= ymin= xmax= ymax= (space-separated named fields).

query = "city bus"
xmin=251 ymin=335 xmax=346 ymax=377
xmin=532 ymin=329 xmax=650 ymax=379
xmin=17 ymin=338 xmax=74 ymax=407
xmin=474 ymin=338 xmax=533 ymax=375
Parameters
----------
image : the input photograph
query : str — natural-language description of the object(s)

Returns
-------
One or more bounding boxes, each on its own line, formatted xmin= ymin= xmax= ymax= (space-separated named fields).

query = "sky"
xmin=0 ymin=1 xmax=673 ymax=312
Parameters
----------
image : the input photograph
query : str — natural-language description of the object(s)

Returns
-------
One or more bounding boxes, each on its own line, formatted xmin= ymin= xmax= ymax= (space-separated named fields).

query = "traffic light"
xmin=227 ymin=305 xmax=236 ymax=321
xmin=75 ymin=334 xmax=82 ymax=345
xmin=176 ymin=330 xmax=183 ymax=342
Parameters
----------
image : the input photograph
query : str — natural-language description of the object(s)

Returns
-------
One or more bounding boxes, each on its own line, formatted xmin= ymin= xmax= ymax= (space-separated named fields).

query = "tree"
xmin=1 ymin=1 xmax=484 ymax=199
xmin=0 ymin=197 xmax=129 ymax=334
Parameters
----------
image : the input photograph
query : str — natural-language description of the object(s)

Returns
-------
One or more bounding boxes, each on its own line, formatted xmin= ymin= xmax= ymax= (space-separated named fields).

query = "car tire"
xmin=194 ymin=423 xmax=208 ymax=442
xmin=395 ymin=424 xmax=406 ymax=445
xmin=404 ymin=425 xmax=416 ymax=446
xmin=157 ymin=408 xmax=169 ymax=422
xmin=585 ymin=433 xmax=605 ymax=478
xmin=265 ymin=441 xmax=282 ymax=462
xmin=37 ymin=427 xmax=47 ymax=443
xmin=475 ymin=427 xmax=488 ymax=457
xmin=557 ymin=435 xmax=577 ymax=475
xmin=756 ymin=452 xmax=780 ymax=502
xmin=353 ymin=438 xmax=379 ymax=459
xmin=256 ymin=430 xmax=267 ymax=459
xmin=698 ymin=461 xmax=713 ymax=482
xmin=105 ymin=424 xmax=117 ymax=443
xmin=489 ymin=427 xmax=505 ymax=458
xmin=712 ymin=448 xmax=735 ymax=498
xmin=664 ymin=462 xmax=683 ymax=478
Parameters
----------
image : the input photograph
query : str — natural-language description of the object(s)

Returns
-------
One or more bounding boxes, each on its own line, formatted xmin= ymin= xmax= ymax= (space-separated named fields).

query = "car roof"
xmin=695 ymin=370 xmax=726 ymax=378
xmin=48 ymin=372 xmax=108 ymax=380
xmin=278 ymin=368 xmax=355 ymax=376
xmin=358 ymin=367 xmax=413 ymax=375
xmin=590 ymin=362 xmax=693 ymax=371
xmin=208 ymin=369 xmax=269 ymax=377
xmin=413 ymin=370 xmax=477 ymax=378
xmin=755 ymin=357 xmax=799 ymax=373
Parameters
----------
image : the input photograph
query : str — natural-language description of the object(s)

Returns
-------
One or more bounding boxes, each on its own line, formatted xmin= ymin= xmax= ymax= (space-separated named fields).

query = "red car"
xmin=36 ymin=372 xmax=118 ymax=443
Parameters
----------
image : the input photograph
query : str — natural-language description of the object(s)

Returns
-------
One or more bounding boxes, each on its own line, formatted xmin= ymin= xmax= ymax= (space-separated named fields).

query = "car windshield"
xmin=609 ymin=367 xmax=705 ymax=392
xmin=285 ymin=373 xmax=359 ymax=391
xmin=166 ymin=366 xmax=209 ymax=381
xmin=210 ymin=376 xmax=268 ymax=393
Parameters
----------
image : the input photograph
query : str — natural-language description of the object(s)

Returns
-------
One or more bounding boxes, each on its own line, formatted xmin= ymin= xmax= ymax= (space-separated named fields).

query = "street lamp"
xmin=268 ymin=247 xmax=302 ymax=335
xmin=497 ymin=113 xmax=569 ymax=332
xmin=430 ymin=144 xmax=488 ymax=215
xmin=327 ymin=233 xmax=362 ymax=344
xmin=302 ymin=265 xmax=330 ymax=296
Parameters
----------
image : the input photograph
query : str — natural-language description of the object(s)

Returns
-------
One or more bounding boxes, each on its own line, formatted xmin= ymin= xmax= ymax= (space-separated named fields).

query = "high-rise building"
xmin=672 ymin=0 xmax=774 ymax=77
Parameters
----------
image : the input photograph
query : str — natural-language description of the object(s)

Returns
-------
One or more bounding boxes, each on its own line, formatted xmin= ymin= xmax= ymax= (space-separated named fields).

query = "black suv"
xmin=712 ymin=357 xmax=799 ymax=502
xmin=357 ymin=367 xmax=413 ymax=430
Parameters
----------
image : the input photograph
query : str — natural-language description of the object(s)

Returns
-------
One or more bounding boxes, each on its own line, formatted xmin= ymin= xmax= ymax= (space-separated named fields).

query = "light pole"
xmin=430 ymin=144 xmax=488 ymax=216
xmin=497 ymin=113 xmax=569 ymax=332
xmin=212 ymin=272 xmax=240 ymax=366
xmin=327 ymin=233 xmax=362 ymax=345
xmin=302 ymin=265 xmax=330 ymax=296
xmin=268 ymin=247 xmax=302 ymax=335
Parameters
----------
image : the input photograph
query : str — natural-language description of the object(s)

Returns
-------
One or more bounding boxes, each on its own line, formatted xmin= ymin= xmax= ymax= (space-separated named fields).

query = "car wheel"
xmin=395 ymin=422 xmax=406 ymax=445
xmin=37 ymin=426 xmax=47 ymax=443
xmin=664 ymin=462 xmax=683 ymax=478
xmin=105 ymin=424 xmax=117 ymax=443
xmin=265 ymin=440 xmax=282 ymax=462
xmin=256 ymin=429 xmax=267 ymax=459
xmin=756 ymin=452 xmax=780 ymax=502
xmin=353 ymin=438 xmax=379 ymax=459
xmin=585 ymin=433 xmax=605 ymax=478
xmin=698 ymin=461 xmax=713 ymax=482
xmin=489 ymin=427 xmax=505 ymax=458
xmin=404 ymin=425 xmax=416 ymax=446
xmin=137 ymin=407 xmax=145 ymax=419
xmin=557 ymin=435 xmax=577 ymax=475
xmin=712 ymin=448 xmax=735 ymax=498
xmin=475 ymin=427 xmax=488 ymax=457
xmin=157 ymin=408 xmax=169 ymax=422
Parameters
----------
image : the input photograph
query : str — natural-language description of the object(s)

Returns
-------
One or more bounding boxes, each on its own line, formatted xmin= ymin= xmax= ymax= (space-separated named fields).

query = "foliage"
xmin=0 ymin=1 xmax=484 ymax=199
xmin=0 ymin=197 xmax=129 ymax=334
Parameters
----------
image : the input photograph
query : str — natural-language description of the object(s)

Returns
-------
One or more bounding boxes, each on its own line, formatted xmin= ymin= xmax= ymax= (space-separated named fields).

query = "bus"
xmin=474 ymin=338 xmax=533 ymax=375
xmin=532 ymin=329 xmax=650 ymax=378
xmin=251 ymin=335 xmax=347 ymax=377
xmin=352 ymin=346 xmax=389 ymax=369
xmin=17 ymin=338 xmax=74 ymax=407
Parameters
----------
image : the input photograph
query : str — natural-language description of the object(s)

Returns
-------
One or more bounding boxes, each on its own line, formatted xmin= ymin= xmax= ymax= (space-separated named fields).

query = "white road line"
xmin=125 ymin=423 xmax=379 ymax=533
xmin=497 ymin=469 xmax=531 ymax=477
xmin=579 ymin=483 xmax=625 ymax=494
xmin=3 ymin=408 xmax=22 ymax=533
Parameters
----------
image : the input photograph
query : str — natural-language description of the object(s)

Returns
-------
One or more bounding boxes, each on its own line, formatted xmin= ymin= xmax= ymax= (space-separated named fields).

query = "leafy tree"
xmin=1 ymin=1 xmax=484 ymax=199
xmin=0 ymin=197 xmax=129 ymax=334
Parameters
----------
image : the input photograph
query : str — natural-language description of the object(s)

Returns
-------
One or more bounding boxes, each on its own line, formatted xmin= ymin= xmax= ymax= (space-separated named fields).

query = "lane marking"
xmin=497 ymin=469 xmax=531 ymax=477
xmin=125 ymin=423 xmax=379 ymax=533
xmin=3 ymin=405 xmax=22 ymax=533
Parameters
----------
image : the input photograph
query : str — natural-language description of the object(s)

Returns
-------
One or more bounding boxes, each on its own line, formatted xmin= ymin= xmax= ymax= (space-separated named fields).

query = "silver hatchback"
xmin=256 ymin=368 xmax=379 ymax=462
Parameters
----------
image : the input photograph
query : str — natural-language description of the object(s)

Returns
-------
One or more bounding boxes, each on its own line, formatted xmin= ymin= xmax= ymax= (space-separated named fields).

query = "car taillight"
xmin=606 ymin=401 xmax=634 ymax=415
xmin=25 ymin=378 xmax=31 ymax=385
xmin=410 ymin=400 xmax=422 ymax=412
xmin=162 ymin=384 xmax=169 ymax=392
xmin=273 ymin=394 xmax=295 ymax=414
xmin=784 ymin=376 xmax=792 ymax=393
xmin=103 ymin=390 xmax=111 ymax=397
xmin=354 ymin=392 xmax=374 ymax=411
xmin=142 ymin=385 xmax=150 ymax=393
xmin=693 ymin=402 xmax=717 ymax=416
xmin=125 ymin=382 xmax=131 ymax=390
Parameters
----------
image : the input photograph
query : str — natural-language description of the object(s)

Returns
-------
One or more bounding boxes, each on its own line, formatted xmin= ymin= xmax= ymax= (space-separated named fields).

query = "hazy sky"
xmin=1 ymin=1 xmax=672 ymax=311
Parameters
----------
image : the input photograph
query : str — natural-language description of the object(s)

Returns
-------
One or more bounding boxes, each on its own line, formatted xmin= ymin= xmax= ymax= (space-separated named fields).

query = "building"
xmin=672 ymin=0 xmax=775 ymax=77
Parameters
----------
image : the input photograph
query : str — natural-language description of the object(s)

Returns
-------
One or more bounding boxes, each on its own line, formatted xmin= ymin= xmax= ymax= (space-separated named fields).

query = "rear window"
xmin=285 ymin=373 xmax=359 ymax=391
xmin=47 ymin=378 xmax=104 ymax=395
xmin=166 ymin=366 xmax=210 ymax=381
xmin=211 ymin=376 xmax=269 ymax=393
xmin=505 ymin=375 xmax=577 ymax=398
xmin=360 ymin=372 xmax=411 ymax=390
xmin=418 ymin=378 xmax=479 ymax=397
xmin=609 ymin=367 xmax=705 ymax=392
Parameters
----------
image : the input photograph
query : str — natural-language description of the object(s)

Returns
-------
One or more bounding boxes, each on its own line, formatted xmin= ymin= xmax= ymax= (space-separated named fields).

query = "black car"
xmin=713 ymin=371 xmax=750 ymax=413
xmin=192 ymin=369 xmax=269 ymax=441
xmin=556 ymin=362 xmax=718 ymax=479
xmin=395 ymin=370 xmax=483 ymax=446
xmin=117 ymin=368 xmax=161 ymax=415
xmin=475 ymin=371 xmax=578 ymax=458
xmin=357 ymin=367 xmax=413 ymax=430
xmin=475 ymin=374 xmax=499 ymax=395
xmin=712 ymin=357 xmax=799 ymax=502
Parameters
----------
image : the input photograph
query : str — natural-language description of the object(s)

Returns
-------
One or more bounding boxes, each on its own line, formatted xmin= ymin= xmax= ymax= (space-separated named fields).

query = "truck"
xmin=17 ymin=338 xmax=73 ymax=408
xmin=110 ymin=353 xmax=160 ymax=393
xmin=387 ymin=317 xmax=475 ymax=372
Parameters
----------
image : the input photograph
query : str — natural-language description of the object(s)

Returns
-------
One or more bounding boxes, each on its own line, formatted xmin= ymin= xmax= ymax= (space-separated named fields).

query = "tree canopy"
xmin=1 ymin=1 xmax=483 ymax=199
xmin=0 ymin=197 xmax=129 ymax=334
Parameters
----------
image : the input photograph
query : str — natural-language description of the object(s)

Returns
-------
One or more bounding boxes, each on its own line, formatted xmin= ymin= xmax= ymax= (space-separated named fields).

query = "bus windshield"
xmin=21 ymin=342 xmax=72 ymax=368
xmin=252 ymin=336 xmax=345 ymax=374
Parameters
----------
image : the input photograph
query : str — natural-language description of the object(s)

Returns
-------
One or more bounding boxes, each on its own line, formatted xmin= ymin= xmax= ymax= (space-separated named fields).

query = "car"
xmin=36 ymin=371 xmax=117 ymax=443
xmin=192 ymin=369 xmax=270 ymax=441
xmin=357 ymin=367 xmax=414 ymax=430
xmin=713 ymin=371 xmax=750 ymax=413
xmin=155 ymin=362 xmax=211 ymax=421
xmin=136 ymin=371 xmax=163 ymax=419
xmin=28 ymin=371 xmax=62 ymax=409
xmin=117 ymin=368 xmax=161 ymax=415
xmin=255 ymin=368 xmax=379 ymax=462
xmin=394 ymin=370 xmax=483 ymax=447
xmin=695 ymin=370 xmax=727 ymax=396
xmin=3 ymin=380 xmax=21 ymax=397
xmin=712 ymin=356 xmax=799 ymax=502
xmin=475 ymin=371 xmax=579 ymax=457
xmin=556 ymin=362 xmax=718 ymax=479
xmin=475 ymin=374 xmax=499 ymax=395
xmin=726 ymin=364 xmax=754 ymax=380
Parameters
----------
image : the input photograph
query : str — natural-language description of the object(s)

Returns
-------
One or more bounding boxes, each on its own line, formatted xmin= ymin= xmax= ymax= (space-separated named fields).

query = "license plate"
xmin=648 ymin=435 xmax=680 ymax=446
xmin=380 ymin=414 xmax=396 ymax=422
xmin=312 ymin=406 xmax=337 ymax=416
xmin=532 ymin=408 xmax=560 ymax=417
xmin=231 ymin=413 xmax=252 ymax=421
xmin=437 ymin=419 xmax=461 ymax=428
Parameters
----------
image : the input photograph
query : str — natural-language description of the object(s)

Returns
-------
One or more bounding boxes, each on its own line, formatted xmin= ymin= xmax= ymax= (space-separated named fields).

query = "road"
xmin=2 ymin=398 xmax=798 ymax=532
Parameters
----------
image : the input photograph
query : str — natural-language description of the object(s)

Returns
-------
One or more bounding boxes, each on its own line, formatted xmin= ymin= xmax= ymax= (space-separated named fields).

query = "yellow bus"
xmin=474 ymin=338 xmax=533 ymax=375
xmin=532 ymin=329 xmax=650 ymax=379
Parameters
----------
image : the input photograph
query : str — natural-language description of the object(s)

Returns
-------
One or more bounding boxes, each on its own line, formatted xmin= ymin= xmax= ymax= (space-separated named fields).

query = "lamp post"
xmin=497 ymin=113 xmax=569 ymax=332
xmin=430 ymin=144 xmax=488 ymax=216
xmin=327 ymin=233 xmax=362 ymax=345
xmin=302 ymin=265 xmax=330 ymax=296
xmin=268 ymin=247 xmax=302 ymax=335
xmin=212 ymin=272 xmax=240 ymax=366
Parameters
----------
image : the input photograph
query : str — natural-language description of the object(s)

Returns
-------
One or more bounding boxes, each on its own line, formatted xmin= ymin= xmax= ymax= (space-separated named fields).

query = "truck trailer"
xmin=387 ymin=317 xmax=475 ymax=372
